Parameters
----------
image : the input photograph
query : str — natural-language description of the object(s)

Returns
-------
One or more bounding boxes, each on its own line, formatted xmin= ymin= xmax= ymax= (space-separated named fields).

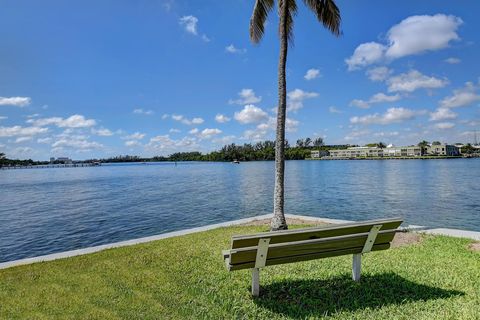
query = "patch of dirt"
xmin=391 ymin=232 xmax=422 ymax=248
xmin=467 ymin=242 xmax=480 ymax=252
xmin=240 ymin=218 xmax=330 ymax=227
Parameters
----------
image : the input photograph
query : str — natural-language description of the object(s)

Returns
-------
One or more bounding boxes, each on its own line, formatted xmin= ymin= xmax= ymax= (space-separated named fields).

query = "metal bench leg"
xmin=352 ymin=254 xmax=361 ymax=281
xmin=252 ymin=268 xmax=260 ymax=296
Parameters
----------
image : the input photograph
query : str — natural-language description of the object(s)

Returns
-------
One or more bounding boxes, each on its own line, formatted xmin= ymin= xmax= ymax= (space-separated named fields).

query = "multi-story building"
xmin=321 ymin=144 xmax=459 ymax=159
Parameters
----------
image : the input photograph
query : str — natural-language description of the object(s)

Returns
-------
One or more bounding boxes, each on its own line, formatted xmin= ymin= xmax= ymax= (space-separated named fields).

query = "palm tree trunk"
xmin=271 ymin=0 xmax=288 ymax=231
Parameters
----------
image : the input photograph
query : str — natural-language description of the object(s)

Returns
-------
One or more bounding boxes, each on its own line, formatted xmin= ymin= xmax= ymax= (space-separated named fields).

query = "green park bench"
xmin=222 ymin=217 xmax=403 ymax=296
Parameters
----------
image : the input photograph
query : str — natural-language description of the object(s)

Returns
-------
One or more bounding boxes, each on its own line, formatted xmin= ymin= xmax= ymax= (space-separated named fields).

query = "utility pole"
xmin=475 ymin=129 xmax=478 ymax=146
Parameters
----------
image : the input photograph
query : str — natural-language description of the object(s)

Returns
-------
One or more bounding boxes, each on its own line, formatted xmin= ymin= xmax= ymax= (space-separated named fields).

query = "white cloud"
xmin=439 ymin=82 xmax=480 ymax=108
xmin=125 ymin=140 xmax=141 ymax=147
xmin=28 ymin=114 xmax=96 ymax=128
xmin=234 ymin=105 xmax=268 ymax=124
xmin=346 ymin=14 xmax=462 ymax=70
xmin=171 ymin=114 xmax=204 ymax=125
xmin=215 ymin=114 xmax=231 ymax=123
xmin=429 ymin=107 xmax=458 ymax=121
xmin=212 ymin=135 xmax=236 ymax=145
xmin=329 ymin=106 xmax=342 ymax=114
xmin=161 ymin=114 xmax=169 ymax=120
xmin=344 ymin=129 xmax=371 ymax=141
xmin=145 ymin=135 xmax=199 ymax=154
xmin=92 ymin=128 xmax=113 ymax=136
xmin=434 ymin=122 xmax=455 ymax=130
xmin=350 ymin=93 xmax=401 ymax=109
xmin=123 ymin=132 xmax=145 ymax=140
xmin=14 ymin=136 xmax=32 ymax=143
xmin=133 ymin=108 xmax=154 ymax=115
xmin=350 ymin=99 xmax=370 ymax=109
xmin=229 ymin=89 xmax=262 ymax=105
xmin=0 ymin=116 xmax=7 ymax=120
xmin=179 ymin=15 xmax=210 ymax=42
xmin=345 ymin=42 xmax=386 ymax=71
xmin=350 ymin=107 xmax=422 ymax=125
xmin=189 ymin=128 xmax=199 ymax=134
xmin=366 ymin=67 xmax=392 ymax=82
xmin=52 ymin=138 xmax=103 ymax=150
xmin=198 ymin=128 xmax=222 ymax=139
xmin=387 ymin=70 xmax=448 ymax=92
xmin=287 ymin=89 xmax=318 ymax=112
xmin=225 ymin=44 xmax=246 ymax=54
xmin=444 ymin=57 xmax=461 ymax=64
xmin=179 ymin=15 xmax=198 ymax=35
xmin=0 ymin=126 xmax=48 ymax=137
xmin=304 ymin=68 xmax=321 ymax=80
xmin=0 ymin=96 xmax=31 ymax=107
xmin=37 ymin=137 xmax=52 ymax=144
xmin=169 ymin=128 xmax=181 ymax=133
xmin=385 ymin=14 xmax=462 ymax=59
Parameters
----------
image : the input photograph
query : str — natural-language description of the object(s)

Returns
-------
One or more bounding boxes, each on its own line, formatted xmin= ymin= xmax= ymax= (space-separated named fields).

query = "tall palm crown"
xmin=250 ymin=0 xmax=341 ymax=231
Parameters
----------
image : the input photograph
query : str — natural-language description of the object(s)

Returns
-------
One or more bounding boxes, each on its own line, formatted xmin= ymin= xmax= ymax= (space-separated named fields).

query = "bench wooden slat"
xmin=227 ymin=243 xmax=391 ymax=271
xmin=227 ymin=230 xmax=395 ymax=265
xmin=230 ymin=218 xmax=402 ymax=249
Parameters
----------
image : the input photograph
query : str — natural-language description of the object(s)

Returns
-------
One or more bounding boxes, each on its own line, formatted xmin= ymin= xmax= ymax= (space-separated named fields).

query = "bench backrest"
xmin=225 ymin=218 xmax=402 ymax=271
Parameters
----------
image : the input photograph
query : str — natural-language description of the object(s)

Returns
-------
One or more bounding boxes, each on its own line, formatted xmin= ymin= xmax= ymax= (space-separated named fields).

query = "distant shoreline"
xmin=307 ymin=155 xmax=479 ymax=160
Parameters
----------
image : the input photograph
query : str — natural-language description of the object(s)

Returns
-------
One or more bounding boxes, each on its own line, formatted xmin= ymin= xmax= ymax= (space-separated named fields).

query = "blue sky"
xmin=1 ymin=0 xmax=480 ymax=160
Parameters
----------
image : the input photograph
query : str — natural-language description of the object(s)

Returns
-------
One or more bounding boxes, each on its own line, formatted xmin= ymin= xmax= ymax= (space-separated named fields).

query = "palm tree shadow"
xmin=254 ymin=273 xmax=463 ymax=318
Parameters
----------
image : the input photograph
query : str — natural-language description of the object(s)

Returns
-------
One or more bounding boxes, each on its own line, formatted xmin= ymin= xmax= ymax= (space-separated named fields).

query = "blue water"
xmin=1 ymin=159 xmax=479 ymax=263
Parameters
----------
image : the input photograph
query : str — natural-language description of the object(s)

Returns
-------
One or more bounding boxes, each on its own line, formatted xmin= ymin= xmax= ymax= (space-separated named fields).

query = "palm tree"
xmin=250 ymin=0 xmax=341 ymax=230
xmin=304 ymin=137 xmax=312 ymax=147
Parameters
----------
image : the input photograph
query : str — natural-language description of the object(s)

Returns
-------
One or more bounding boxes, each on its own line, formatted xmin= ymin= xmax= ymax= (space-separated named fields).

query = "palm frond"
xmin=303 ymin=0 xmax=341 ymax=36
xmin=250 ymin=0 xmax=275 ymax=43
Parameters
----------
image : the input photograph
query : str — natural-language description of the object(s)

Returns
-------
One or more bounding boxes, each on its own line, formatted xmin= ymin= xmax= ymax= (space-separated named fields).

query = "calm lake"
xmin=1 ymin=159 xmax=479 ymax=263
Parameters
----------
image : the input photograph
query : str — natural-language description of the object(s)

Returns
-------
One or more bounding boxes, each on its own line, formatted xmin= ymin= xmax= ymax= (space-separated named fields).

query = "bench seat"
xmin=222 ymin=217 xmax=403 ymax=296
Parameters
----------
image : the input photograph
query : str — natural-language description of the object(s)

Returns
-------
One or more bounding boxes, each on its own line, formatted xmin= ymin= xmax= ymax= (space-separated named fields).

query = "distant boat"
xmin=232 ymin=160 xmax=240 ymax=164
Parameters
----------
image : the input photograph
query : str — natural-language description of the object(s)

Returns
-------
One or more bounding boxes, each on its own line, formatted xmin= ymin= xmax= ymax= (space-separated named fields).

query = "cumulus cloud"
xmin=0 ymin=116 xmax=7 ymax=120
xmin=215 ymin=114 xmax=231 ymax=123
xmin=439 ymin=82 xmax=480 ymax=108
xmin=179 ymin=15 xmax=198 ymax=35
xmin=0 ymin=126 xmax=48 ymax=137
xmin=169 ymin=128 xmax=181 ymax=133
xmin=350 ymin=107 xmax=423 ymax=125
xmin=225 ymin=44 xmax=246 ymax=54
xmin=304 ymin=68 xmax=321 ymax=80
xmin=171 ymin=114 xmax=204 ymax=125
xmin=345 ymin=42 xmax=386 ymax=71
xmin=387 ymin=70 xmax=448 ymax=92
xmin=52 ymin=138 xmax=103 ymax=151
xmin=287 ymin=89 xmax=318 ymax=112
xmin=234 ymin=105 xmax=268 ymax=124
xmin=229 ymin=89 xmax=262 ymax=105
xmin=125 ymin=140 xmax=141 ymax=147
xmin=14 ymin=136 xmax=32 ymax=143
xmin=123 ymin=132 xmax=145 ymax=140
xmin=179 ymin=15 xmax=210 ymax=42
xmin=92 ymin=128 xmax=113 ymax=136
xmin=197 ymin=128 xmax=222 ymax=139
xmin=329 ymin=106 xmax=342 ymax=114
xmin=429 ymin=107 xmax=458 ymax=121
xmin=133 ymin=108 xmax=154 ymax=115
xmin=0 ymin=96 xmax=31 ymax=107
xmin=28 ymin=114 xmax=96 ymax=128
xmin=350 ymin=93 xmax=401 ymax=109
xmin=444 ymin=57 xmax=461 ymax=64
xmin=434 ymin=122 xmax=455 ymax=130
xmin=366 ymin=67 xmax=392 ymax=82
xmin=189 ymin=128 xmax=199 ymax=134
xmin=145 ymin=134 xmax=199 ymax=154
xmin=346 ymin=14 xmax=462 ymax=70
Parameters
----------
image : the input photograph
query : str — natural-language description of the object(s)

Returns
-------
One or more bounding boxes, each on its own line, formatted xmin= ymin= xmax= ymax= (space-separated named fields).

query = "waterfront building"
xmin=319 ymin=144 xmax=459 ymax=159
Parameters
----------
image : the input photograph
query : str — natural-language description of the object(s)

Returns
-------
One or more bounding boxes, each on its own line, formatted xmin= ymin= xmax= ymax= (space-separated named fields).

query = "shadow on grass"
xmin=254 ymin=273 xmax=463 ymax=318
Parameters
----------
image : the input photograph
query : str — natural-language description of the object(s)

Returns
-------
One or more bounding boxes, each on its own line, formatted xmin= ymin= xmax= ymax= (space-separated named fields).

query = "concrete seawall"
xmin=1 ymin=214 xmax=478 ymax=270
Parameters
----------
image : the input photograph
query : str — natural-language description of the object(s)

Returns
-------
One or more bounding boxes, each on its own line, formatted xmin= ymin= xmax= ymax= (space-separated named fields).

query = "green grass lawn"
xmin=0 ymin=225 xmax=479 ymax=319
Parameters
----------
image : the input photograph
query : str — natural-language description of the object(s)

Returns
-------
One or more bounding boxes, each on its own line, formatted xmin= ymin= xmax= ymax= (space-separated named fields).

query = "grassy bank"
xmin=0 ymin=225 xmax=479 ymax=319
